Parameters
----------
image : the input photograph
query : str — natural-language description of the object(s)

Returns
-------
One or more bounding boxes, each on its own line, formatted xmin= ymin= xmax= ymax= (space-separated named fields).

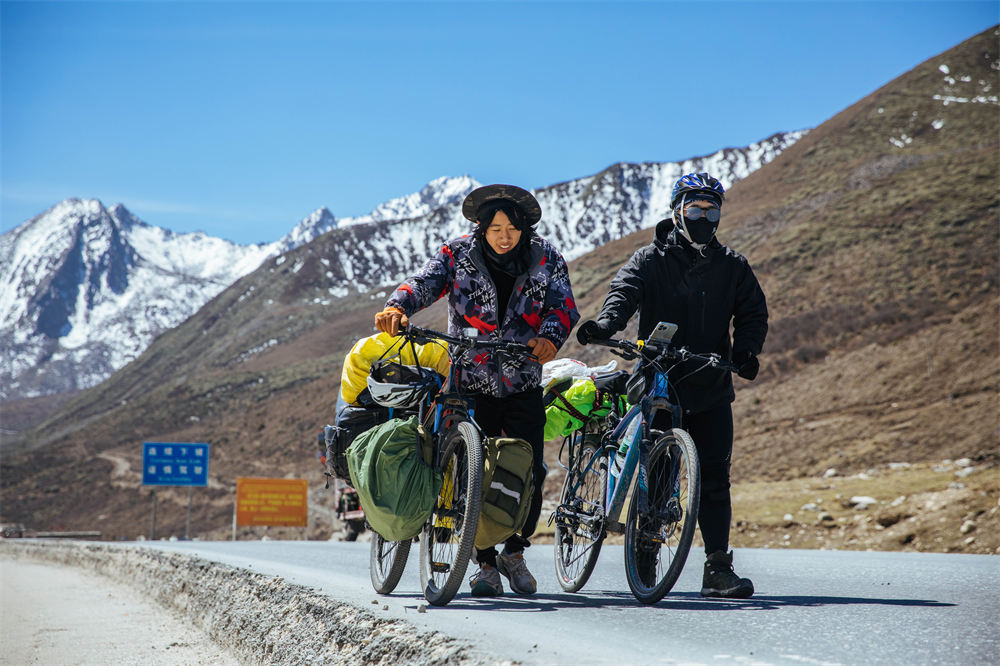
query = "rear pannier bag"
xmin=347 ymin=415 xmax=443 ymax=542
xmin=474 ymin=437 xmax=535 ymax=550
xmin=325 ymin=406 xmax=392 ymax=485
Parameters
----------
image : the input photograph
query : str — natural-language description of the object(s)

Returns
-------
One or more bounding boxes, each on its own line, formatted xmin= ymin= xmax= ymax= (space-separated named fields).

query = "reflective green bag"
xmin=543 ymin=378 xmax=612 ymax=440
xmin=347 ymin=415 xmax=443 ymax=541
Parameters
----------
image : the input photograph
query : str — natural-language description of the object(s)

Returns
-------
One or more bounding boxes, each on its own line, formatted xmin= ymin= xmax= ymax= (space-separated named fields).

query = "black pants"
xmin=685 ymin=401 xmax=735 ymax=555
xmin=652 ymin=399 xmax=734 ymax=555
xmin=473 ymin=386 xmax=547 ymax=565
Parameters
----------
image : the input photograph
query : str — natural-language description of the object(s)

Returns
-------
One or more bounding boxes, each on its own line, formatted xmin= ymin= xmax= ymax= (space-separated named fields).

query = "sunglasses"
xmin=684 ymin=207 xmax=721 ymax=223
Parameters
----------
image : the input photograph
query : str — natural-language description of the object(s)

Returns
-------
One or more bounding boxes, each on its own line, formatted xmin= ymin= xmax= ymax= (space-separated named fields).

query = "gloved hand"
xmin=374 ymin=306 xmax=408 ymax=337
xmin=733 ymin=350 xmax=759 ymax=381
xmin=576 ymin=319 xmax=613 ymax=345
xmin=527 ymin=337 xmax=557 ymax=364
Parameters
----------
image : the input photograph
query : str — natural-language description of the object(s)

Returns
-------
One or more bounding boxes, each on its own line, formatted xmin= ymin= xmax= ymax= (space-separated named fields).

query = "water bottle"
xmin=609 ymin=414 xmax=641 ymax=485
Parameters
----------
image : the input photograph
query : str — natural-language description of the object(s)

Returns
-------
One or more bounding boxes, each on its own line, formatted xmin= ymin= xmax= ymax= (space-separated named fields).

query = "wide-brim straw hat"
xmin=461 ymin=184 xmax=542 ymax=226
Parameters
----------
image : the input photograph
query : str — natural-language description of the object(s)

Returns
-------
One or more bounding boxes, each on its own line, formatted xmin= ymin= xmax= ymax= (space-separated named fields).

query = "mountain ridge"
xmin=1 ymin=135 xmax=803 ymax=403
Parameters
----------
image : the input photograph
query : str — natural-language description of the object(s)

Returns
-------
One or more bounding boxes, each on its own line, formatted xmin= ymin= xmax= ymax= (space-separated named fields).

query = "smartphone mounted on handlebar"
xmin=648 ymin=321 xmax=678 ymax=344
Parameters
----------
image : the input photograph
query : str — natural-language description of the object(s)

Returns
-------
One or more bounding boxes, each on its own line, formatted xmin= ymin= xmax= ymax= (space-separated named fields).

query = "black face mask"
xmin=477 ymin=228 xmax=533 ymax=277
xmin=682 ymin=218 xmax=718 ymax=245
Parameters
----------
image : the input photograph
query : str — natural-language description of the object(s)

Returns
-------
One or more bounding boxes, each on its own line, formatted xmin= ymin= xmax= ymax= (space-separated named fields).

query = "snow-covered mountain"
xmin=0 ymin=132 xmax=804 ymax=401
xmin=292 ymin=131 xmax=808 ymax=295
xmin=0 ymin=200 xmax=274 ymax=400
xmin=274 ymin=175 xmax=481 ymax=253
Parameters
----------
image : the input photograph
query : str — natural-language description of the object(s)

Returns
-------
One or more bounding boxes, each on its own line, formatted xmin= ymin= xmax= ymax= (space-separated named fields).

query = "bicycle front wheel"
xmin=624 ymin=428 xmax=701 ymax=604
xmin=369 ymin=531 xmax=412 ymax=594
xmin=419 ymin=420 xmax=483 ymax=606
xmin=553 ymin=431 xmax=606 ymax=592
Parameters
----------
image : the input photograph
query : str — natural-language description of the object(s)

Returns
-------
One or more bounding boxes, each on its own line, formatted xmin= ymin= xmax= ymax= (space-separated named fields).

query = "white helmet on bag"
xmin=366 ymin=360 xmax=439 ymax=409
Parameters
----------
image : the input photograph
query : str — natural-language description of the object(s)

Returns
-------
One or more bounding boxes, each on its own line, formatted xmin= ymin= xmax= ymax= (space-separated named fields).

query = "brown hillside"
xmin=2 ymin=28 xmax=997 ymax=554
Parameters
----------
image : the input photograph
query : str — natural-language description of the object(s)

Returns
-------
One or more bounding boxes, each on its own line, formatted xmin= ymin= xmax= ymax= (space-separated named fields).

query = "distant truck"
xmin=315 ymin=431 xmax=366 ymax=541
xmin=0 ymin=523 xmax=25 ymax=538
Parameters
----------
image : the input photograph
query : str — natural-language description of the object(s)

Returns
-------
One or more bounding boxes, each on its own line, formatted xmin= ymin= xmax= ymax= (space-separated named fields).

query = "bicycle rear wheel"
xmin=419 ymin=420 xmax=483 ymax=606
xmin=553 ymin=431 xmax=606 ymax=592
xmin=369 ymin=531 xmax=412 ymax=594
xmin=624 ymin=428 xmax=701 ymax=604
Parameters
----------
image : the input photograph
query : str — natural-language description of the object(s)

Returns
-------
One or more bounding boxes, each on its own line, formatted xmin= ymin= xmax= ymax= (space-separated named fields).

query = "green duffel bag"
xmin=474 ymin=437 xmax=535 ymax=551
xmin=347 ymin=415 xmax=443 ymax=542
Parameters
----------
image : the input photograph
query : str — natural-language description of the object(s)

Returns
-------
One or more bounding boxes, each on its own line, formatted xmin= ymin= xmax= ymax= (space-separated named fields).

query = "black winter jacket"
xmin=596 ymin=219 xmax=768 ymax=413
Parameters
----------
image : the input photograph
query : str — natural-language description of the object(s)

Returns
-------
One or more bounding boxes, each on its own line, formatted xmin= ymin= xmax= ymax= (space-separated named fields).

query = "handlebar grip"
xmin=587 ymin=338 xmax=623 ymax=349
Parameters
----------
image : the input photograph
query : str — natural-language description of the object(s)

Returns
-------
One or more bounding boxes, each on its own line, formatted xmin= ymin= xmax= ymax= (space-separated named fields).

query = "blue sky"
xmin=2 ymin=1 xmax=996 ymax=244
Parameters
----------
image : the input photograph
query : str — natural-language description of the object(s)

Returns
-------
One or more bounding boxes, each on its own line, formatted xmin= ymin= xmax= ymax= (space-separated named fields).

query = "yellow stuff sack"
xmin=340 ymin=332 xmax=450 ymax=406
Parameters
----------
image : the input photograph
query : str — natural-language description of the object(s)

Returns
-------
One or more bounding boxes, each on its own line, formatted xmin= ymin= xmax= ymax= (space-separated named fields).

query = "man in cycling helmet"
xmin=576 ymin=172 xmax=768 ymax=599
xmin=375 ymin=184 xmax=579 ymax=597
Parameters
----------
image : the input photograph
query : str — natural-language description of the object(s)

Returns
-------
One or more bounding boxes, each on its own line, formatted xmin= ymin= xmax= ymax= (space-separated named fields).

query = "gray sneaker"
xmin=469 ymin=563 xmax=504 ymax=597
xmin=497 ymin=550 xmax=537 ymax=595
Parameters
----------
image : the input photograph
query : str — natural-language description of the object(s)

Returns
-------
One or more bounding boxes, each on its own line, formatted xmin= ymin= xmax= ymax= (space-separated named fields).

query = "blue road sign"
xmin=142 ymin=442 xmax=210 ymax=486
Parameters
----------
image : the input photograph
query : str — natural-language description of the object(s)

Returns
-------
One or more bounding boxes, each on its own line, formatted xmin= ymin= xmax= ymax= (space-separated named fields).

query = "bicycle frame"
xmin=562 ymin=338 xmax=726 ymax=534
xmin=401 ymin=323 xmax=533 ymax=464
xmin=566 ymin=376 xmax=678 ymax=533
xmin=554 ymin=324 xmax=737 ymax=600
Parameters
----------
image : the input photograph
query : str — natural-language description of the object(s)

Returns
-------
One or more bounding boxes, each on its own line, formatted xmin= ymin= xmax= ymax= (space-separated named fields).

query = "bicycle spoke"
xmin=625 ymin=430 xmax=700 ymax=604
xmin=420 ymin=420 xmax=482 ymax=606
xmin=554 ymin=434 xmax=606 ymax=592
xmin=370 ymin=531 xmax=410 ymax=594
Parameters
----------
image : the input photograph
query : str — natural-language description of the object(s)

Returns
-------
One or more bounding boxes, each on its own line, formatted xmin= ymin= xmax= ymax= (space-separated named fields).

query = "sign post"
xmin=142 ymin=442 xmax=210 ymax=539
xmin=235 ymin=478 xmax=309 ymax=535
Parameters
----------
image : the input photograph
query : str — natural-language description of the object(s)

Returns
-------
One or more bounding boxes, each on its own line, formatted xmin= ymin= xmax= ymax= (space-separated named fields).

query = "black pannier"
xmin=325 ymin=405 xmax=392 ymax=485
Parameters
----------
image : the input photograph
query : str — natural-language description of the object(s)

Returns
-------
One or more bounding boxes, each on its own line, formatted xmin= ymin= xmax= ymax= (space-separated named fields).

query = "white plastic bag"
xmin=541 ymin=358 xmax=618 ymax=388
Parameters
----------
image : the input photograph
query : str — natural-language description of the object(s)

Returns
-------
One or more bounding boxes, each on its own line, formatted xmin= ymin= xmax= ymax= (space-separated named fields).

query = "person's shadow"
xmin=394 ymin=589 xmax=955 ymax=613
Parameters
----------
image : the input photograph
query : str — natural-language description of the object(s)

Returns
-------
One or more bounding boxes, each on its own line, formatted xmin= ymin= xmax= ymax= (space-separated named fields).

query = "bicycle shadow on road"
xmin=391 ymin=590 xmax=644 ymax=612
xmin=589 ymin=591 xmax=957 ymax=612
xmin=393 ymin=590 xmax=955 ymax=613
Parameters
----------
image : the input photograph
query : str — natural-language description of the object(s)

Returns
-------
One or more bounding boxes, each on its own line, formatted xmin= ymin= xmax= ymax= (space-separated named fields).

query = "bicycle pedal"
xmin=430 ymin=561 xmax=451 ymax=573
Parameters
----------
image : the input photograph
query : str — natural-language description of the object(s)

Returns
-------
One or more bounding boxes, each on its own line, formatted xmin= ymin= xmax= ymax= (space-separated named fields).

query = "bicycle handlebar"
xmin=402 ymin=324 xmax=533 ymax=356
xmin=586 ymin=336 xmax=737 ymax=373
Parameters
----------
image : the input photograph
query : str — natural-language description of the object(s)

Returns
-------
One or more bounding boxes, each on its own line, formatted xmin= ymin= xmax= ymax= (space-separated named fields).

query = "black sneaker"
xmin=701 ymin=550 xmax=754 ymax=598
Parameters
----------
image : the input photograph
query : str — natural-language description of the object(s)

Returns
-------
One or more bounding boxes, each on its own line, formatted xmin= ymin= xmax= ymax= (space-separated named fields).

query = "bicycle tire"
xmin=553 ymin=431 xmax=606 ymax=592
xmin=419 ymin=420 xmax=483 ymax=606
xmin=624 ymin=428 xmax=701 ymax=604
xmin=369 ymin=531 xmax=412 ymax=594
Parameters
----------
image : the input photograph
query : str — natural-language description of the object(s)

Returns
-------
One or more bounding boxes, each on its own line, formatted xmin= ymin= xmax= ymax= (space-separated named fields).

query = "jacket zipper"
xmin=700 ymin=290 xmax=706 ymax=335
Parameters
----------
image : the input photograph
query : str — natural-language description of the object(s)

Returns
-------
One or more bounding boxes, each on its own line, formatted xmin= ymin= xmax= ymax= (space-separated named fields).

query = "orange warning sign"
xmin=236 ymin=477 xmax=308 ymax=527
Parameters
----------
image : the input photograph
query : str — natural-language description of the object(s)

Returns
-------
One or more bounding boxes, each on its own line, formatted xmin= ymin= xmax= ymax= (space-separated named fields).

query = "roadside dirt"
xmin=1 ymin=541 xmax=491 ymax=666
xmin=1 ymin=557 xmax=239 ymax=665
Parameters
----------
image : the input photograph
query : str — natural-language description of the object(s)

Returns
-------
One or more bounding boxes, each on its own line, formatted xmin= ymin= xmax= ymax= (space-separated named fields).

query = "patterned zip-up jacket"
xmin=385 ymin=233 xmax=579 ymax=397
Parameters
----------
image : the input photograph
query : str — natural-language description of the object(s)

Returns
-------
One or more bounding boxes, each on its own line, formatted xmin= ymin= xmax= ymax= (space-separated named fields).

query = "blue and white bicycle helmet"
xmin=670 ymin=172 xmax=726 ymax=209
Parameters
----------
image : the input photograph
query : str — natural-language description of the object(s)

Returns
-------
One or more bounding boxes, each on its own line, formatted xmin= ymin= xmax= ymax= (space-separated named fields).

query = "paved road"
xmin=138 ymin=541 xmax=1000 ymax=665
